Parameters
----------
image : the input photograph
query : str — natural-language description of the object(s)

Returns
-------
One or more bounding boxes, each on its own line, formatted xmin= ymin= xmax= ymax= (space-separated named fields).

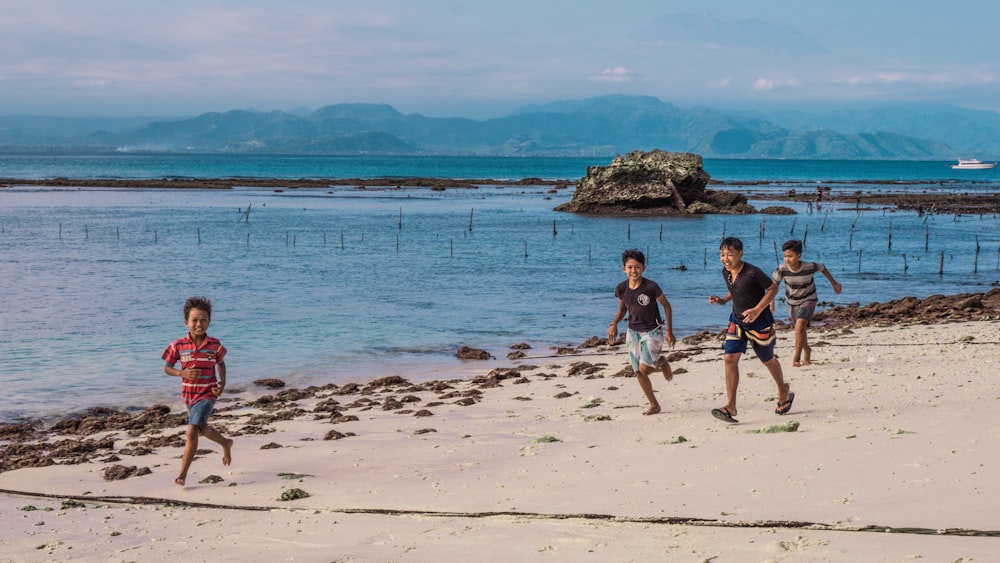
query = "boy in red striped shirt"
xmin=163 ymin=296 xmax=233 ymax=486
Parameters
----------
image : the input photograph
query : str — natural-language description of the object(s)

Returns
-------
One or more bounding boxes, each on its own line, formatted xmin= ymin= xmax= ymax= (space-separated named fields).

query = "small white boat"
xmin=951 ymin=158 xmax=996 ymax=169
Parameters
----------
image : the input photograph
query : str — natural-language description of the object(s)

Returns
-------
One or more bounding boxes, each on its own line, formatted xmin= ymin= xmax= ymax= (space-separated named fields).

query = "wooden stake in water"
xmin=396 ymin=234 xmax=399 ymax=254
xmin=821 ymin=209 xmax=829 ymax=232
xmin=802 ymin=223 xmax=809 ymax=246
xmin=246 ymin=233 xmax=250 ymax=247
xmin=627 ymin=223 xmax=631 ymax=240
xmin=154 ymin=230 xmax=158 ymax=243
xmin=85 ymin=225 xmax=89 ymax=240
xmin=59 ymin=223 xmax=62 ymax=239
xmin=703 ymin=248 xmax=707 ymax=268
xmin=773 ymin=241 xmax=779 ymax=264
xmin=552 ymin=219 xmax=557 ymax=237
xmin=974 ymin=235 xmax=980 ymax=273
xmin=468 ymin=208 xmax=474 ymax=232
xmin=450 ymin=239 xmax=453 ymax=257
xmin=116 ymin=226 xmax=120 ymax=241
xmin=857 ymin=249 xmax=862 ymax=273
xmin=902 ymin=253 xmax=908 ymax=273
xmin=659 ymin=224 xmax=663 ymax=241
xmin=887 ymin=219 xmax=892 ymax=251
xmin=789 ymin=217 xmax=797 ymax=236
xmin=198 ymin=228 xmax=201 ymax=245
xmin=399 ymin=207 xmax=402 ymax=230
xmin=722 ymin=221 xmax=727 ymax=240
xmin=939 ymin=252 xmax=945 ymax=276
xmin=925 ymin=225 xmax=929 ymax=252
xmin=524 ymin=241 xmax=528 ymax=258
xmin=340 ymin=230 xmax=344 ymax=250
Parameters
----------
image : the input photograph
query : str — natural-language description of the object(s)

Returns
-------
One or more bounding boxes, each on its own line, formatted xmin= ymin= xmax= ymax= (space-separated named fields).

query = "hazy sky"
xmin=3 ymin=0 xmax=998 ymax=118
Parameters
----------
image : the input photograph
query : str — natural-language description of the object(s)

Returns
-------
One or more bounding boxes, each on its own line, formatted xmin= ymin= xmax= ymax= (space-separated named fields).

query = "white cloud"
xmin=708 ymin=77 xmax=732 ymax=89
xmin=752 ymin=77 xmax=797 ymax=91
xmin=591 ymin=66 xmax=633 ymax=83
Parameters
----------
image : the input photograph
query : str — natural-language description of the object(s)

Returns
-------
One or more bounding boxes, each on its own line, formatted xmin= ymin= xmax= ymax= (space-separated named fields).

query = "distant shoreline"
xmin=4 ymin=176 xmax=998 ymax=213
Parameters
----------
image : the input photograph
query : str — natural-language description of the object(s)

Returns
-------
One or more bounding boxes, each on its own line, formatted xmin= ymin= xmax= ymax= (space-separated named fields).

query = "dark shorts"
xmin=788 ymin=300 xmax=817 ymax=326
xmin=187 ymin=399 xmax=215 ymax=431
xmin=723 ymin=310 xmax=776 ymax=362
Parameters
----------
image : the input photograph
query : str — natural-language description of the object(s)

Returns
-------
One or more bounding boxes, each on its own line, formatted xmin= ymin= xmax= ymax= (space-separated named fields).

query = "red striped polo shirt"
xmin=162 ymin=334 xmax=227 ymax=406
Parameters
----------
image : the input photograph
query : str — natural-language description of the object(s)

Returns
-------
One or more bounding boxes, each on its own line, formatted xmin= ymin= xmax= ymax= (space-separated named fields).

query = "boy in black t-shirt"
xmin=708 ymin=237 xmax=794 ymax=423
xmin=608 ymin=249 xmax=677 ymax=415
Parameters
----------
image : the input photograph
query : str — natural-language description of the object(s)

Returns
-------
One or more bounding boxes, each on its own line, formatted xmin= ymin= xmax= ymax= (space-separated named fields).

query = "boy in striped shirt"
xmin=772 ymin=240 xmax=842 ymax=367
xmin=163 ymin=296 xmax=233 ymax=486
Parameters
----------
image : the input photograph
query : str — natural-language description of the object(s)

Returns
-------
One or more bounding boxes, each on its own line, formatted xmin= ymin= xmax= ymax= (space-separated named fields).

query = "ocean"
xmin=2 ymin=154 xmax=999 ymax=422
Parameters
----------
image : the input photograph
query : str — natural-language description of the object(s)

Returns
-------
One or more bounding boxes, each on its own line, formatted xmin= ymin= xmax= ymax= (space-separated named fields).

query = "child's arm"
xmin=164 ymin=362 xmax=199 ymax=380
xmin=608 ymin=299 xmax=627 ymax=344
xmin=822 ymin=268 xmax=842 ymax=294
xmin=742 ymin=282 xmax=779 ymax=324
xmin=656 ymin=295 xmax=676 ymax=348
xmin=215 ymin=362 xmax=227 ymax=396
xmin=708 ymin=292 xmax=732 ymax=305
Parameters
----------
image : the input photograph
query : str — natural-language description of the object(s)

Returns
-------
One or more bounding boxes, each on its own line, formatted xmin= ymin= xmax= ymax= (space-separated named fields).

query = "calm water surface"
xmin=1 ymin=155 xmax=999 ymax=422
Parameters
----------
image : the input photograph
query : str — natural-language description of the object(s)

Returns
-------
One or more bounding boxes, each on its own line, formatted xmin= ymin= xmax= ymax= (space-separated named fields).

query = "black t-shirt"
xmin=615 ymin=277 xmax=664 ymax=331
xmin=723 ymin=262 xmax=773 ymax=319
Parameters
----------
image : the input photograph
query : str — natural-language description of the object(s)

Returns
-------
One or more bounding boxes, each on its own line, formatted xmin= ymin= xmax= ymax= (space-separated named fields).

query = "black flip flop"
xmin=775 ymin=392 xmax=796 ymax=415
xmin=711 ymin=407 xmax=738 ymax=423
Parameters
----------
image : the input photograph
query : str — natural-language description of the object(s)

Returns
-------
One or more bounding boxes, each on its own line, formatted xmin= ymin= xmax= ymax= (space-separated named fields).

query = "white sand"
xmin=2 ymin=320 xmax=999 ymax=562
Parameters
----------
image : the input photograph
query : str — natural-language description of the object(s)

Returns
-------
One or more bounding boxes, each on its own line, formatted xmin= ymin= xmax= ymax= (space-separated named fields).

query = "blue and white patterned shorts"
xmin=626 ymin=327 xmax=666 ymax=372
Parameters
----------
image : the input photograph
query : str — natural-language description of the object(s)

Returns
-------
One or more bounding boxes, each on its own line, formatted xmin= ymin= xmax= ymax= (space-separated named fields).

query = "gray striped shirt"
xmin=772 ymin=261 xmax=827 ymax=306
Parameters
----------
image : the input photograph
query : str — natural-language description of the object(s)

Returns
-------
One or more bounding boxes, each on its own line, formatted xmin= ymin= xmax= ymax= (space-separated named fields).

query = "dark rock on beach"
xmin=456 ymin=345 xmax=492 ymax=360
xmin=555 ymin=150 xmax=753 ymax=215
xmin=813 ymin=289 xmax=1000 ymax=329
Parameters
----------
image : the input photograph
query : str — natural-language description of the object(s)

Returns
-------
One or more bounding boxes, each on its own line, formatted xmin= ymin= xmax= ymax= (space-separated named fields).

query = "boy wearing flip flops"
xmin=708 ymin=238 xmax=794 ymax=423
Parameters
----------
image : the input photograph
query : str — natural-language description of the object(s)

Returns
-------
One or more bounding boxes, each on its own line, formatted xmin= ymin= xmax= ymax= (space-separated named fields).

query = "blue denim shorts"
xmin=187 ymin=399 xmax=215 ymax=431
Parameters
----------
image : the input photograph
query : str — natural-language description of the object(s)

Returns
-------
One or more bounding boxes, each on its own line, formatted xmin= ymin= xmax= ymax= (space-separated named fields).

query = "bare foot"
xmin=174 ymin=476 xmax=186 ymax=487
xmin=643 ymin=404 xmax=661 ymax=416
xmin=791 ymin=360 xmax=802 ymax=367
xmin=656 ymin=357 xmax=673 ymax=382
xmin=802 ymin=346 xmax=812 ymax=365
xmin=222 ymin=438 xmax=233 ymax=467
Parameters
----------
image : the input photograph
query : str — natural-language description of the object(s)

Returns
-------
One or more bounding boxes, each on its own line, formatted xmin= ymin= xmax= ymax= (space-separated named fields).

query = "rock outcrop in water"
xmin=555 ymin=150 xmax=754 ymax=215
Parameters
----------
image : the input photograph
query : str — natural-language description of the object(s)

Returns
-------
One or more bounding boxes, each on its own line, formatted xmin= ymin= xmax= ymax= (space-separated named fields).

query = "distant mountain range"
xmin=1 ymin=95 xmax=997 ymax=159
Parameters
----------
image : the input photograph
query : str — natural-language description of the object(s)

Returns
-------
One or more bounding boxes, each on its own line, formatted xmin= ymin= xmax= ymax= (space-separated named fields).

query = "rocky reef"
xmin=555 ymin=150 xmax=754 ymax=215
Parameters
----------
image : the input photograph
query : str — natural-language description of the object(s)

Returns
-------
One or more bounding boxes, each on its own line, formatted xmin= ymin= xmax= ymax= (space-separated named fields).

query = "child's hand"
xmin=833 ymin=282 xmax=842 ymax=294
xmin=607 ymin=324 xmax=619 ymax=345
xmin=214 ymin=382 xmax=225 ymax=396
xmin=665 ymin=330 xmax=676 ymax=349
xmin=179 ymin=367 xmax=200 ymax=380
xmin=709 ymin=295 xmax=723 ymax=305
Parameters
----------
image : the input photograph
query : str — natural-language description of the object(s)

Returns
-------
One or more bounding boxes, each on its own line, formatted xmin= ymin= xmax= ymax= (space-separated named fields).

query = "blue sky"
xmin=2 ymin=0 xmax=998 ymax=118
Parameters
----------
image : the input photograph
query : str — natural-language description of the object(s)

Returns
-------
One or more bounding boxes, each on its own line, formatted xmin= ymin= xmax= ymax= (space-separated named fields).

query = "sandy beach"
xmin=2 ymin=314 xmax=999 ymax=561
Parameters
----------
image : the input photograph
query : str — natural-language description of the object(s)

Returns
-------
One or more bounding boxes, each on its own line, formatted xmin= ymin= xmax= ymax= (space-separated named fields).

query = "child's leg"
xmin=176 ymin=424 xmax=200 ymax=486
xmin=762 ymin=356 xmax=792 ymax=407
xmin=201 ymin=425 xmax=234 ymax=466
xmin=656 ymin=356 xmax=673 ymax=381
xmin=722 ymin=352 xmax=741 ymax=415
xmin=794 ymin=318 xmax=811 ymax=366
xmin=635 ymin=364 xmax=661 ymax=415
